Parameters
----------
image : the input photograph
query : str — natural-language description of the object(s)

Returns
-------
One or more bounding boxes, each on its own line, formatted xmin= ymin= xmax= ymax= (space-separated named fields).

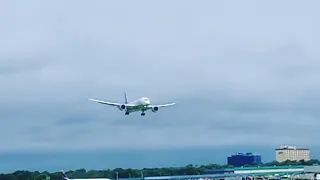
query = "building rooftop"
xmin=142 ymin=173 xmax=273 ymax=180
xmin=225 ymin=165 xmax=305 ymax=171
xmin=275 ymin=144 xmax=309 ymax=150
xmin=117 ymin=165 xmax=306 ymax=180
xmin=228 ymin=152 xmax=260 ymax=157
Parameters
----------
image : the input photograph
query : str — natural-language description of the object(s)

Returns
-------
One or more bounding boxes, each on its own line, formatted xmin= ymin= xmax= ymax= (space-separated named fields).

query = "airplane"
xmin=88 ymin=92 xmax=175 ymax=116
xmin=61 ymin=170 xmax=111 ymax=180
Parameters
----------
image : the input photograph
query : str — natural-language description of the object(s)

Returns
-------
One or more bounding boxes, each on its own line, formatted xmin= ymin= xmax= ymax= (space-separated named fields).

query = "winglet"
xmin=88 ymin=98 xmax=99 ymax=102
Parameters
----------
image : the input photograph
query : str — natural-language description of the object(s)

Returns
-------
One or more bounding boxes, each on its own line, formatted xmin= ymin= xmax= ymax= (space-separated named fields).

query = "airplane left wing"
xmin=149 ymin=102 xmax=176 ymax=108
xmin=156 ymin=103 xmax=176 ymax=107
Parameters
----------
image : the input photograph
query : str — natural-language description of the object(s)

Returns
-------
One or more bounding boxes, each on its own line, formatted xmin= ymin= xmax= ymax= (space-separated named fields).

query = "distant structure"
xmin=275 ymin=144 xmax=310 ymax=162
xmin=227 ymin=153 xmax=262 ymax=167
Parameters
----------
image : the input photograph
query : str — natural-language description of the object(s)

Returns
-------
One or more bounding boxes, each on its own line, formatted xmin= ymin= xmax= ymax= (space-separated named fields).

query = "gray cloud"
xmin=0 ymin=59 xmax=48 ymax=76
xmin=1 ymin=0 xmax=320 ymax=153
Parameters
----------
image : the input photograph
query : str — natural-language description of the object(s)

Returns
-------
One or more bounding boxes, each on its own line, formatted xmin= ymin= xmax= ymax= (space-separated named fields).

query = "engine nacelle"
xmin=151 ymin=106 xmax=159 ymax=112
xmin=118 ymin=104 xmax=127 ymax=111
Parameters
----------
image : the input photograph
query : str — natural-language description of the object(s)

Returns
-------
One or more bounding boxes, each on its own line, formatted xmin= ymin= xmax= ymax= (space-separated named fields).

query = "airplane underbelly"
xmin=127 ymin=105 xmax=144 ymax=112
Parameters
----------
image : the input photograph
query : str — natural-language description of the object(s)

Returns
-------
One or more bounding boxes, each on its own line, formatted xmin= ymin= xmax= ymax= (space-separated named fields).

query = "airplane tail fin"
xmin=61 ymin=170 xmax=69 ymax=180
xmin=124 ymin=92 xmax=128 ymax=104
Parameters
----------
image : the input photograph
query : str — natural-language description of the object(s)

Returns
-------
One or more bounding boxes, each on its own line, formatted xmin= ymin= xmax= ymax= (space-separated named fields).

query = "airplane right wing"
xmin=88 ymin=98 xmax=121 ymax=107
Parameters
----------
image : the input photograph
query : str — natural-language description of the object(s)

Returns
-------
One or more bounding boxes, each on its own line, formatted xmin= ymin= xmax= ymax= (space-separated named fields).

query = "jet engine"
xmin=118 ymin=104 xmax=127 ymax=111
xmin=151 ymin=106 xmax=159 ymax=112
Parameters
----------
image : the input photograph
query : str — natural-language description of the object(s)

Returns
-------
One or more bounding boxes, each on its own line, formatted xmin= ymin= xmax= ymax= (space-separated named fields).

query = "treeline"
xmin=0 ymin=159 xmax=319 ymax=180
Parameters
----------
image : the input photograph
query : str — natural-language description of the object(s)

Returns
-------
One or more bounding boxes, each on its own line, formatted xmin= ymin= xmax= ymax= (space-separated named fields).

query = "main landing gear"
xmin=125 ymin=112 xmax=129 ymax=115
xmin=141 ymin=110 xmax=146 ymax=116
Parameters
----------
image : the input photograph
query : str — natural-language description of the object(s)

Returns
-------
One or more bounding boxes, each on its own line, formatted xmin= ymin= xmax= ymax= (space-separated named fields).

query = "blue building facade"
xmin=227 ymin=153 xmax=262 ymax=167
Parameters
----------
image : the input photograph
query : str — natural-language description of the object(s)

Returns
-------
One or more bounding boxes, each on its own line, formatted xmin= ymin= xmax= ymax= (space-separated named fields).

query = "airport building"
xmin=122 ymin=165 xmax=310 ymax=180
xmin=275 ymin=144 xmax=310 ymax=162
xmin=227 ymin=153 xmax=262 ymax=167
xmin=230 ymin=165 xmax=304 ymax=174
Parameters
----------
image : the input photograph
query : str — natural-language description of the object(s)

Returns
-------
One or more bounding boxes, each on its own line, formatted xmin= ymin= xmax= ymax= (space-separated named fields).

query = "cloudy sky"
xmin=1 ymin=0 xmax=320 ymax=173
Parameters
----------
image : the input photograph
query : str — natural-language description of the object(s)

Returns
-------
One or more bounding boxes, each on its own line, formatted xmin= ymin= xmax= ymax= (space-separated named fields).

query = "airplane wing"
xmin=150 ymin=102 xmax=176 ymax=108
xmin=88 ymin=98 xmax=121 ymax=107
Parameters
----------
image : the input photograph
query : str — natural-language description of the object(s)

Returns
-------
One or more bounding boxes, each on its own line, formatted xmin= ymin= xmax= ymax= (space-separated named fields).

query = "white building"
xmin=275 ymin=144 xmax=310 ymax=162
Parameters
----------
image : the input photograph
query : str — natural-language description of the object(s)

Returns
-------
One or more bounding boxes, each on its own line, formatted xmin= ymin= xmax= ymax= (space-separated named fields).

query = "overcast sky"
xmin=1 ymin=0 xmax=320 ymax=169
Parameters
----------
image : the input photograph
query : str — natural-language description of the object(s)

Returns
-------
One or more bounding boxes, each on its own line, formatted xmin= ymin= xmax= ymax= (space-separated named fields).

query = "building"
xmin=227 ymin=153 xmax=262 ymax=167
xmin=134 ymin=165 xmax=308 ymax=180
xmin=231 ymin=165 xmax=304 ymax=174
xmin=275 ymin=144 xmax=310 ymax=162
xmin=203 ymin=169 xmax=234 ymax=175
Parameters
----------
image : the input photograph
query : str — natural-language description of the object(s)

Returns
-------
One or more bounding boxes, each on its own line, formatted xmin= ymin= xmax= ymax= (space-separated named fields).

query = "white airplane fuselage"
xmin=128 ymin=97 xmax=151 ymax=106
xmin=125 ymin=97 xmax=151 ymax=113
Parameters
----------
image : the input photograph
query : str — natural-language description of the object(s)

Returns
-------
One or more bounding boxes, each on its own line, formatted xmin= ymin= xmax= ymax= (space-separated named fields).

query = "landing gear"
xmin=141 ymin=109 xmax=146 ymax=116
xmin=125 ymin=112 xmax=129 ymax=115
